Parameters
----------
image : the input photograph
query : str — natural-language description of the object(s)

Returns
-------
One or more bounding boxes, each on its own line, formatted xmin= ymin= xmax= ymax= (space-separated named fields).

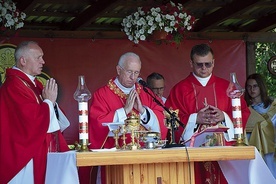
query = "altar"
xmin=76 ymin=146 xmax=255 ymax=184
xmin=46 ymin=146 xmax=276 ymax=184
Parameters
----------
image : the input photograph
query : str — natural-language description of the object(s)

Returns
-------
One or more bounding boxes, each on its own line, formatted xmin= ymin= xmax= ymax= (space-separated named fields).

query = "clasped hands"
xmin=42 ymin=78 xmax=58 ymax=105
xmin=197 ymin=105 xmax=224 ymax=125
xmin=124 ymin=89 xmax=145 ymax=115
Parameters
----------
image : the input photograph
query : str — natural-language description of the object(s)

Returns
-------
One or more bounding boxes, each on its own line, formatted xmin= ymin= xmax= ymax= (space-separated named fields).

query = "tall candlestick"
xmin=226 ymin=73 xmax=246 ymax=146
xmin=74 ymin=75 xmax=91 ymax=151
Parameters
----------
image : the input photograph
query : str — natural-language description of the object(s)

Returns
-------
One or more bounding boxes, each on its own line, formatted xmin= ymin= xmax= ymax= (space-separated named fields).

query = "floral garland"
xmin=0 ymin=0 xmax=26 ymax=31
xmin=121 ymin=1 xmax=196 ymax=45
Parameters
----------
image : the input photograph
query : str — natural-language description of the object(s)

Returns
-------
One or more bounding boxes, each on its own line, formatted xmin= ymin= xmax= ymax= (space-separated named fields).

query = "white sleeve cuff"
xmin=44 ymin=99 xmax=60 ymax=133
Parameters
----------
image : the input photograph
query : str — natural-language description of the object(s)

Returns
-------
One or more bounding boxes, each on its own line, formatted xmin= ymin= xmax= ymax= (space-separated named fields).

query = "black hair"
xmin=190 ymin=43 xmax=214 ymax=61
xmin=146 ymin=72 xmax=165 ymax=86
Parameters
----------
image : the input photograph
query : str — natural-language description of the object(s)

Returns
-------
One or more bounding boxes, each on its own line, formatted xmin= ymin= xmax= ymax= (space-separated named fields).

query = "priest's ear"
xmin=14 ymin=56 xmax=26 ymax=69
xmin=18 ymin=56 xmax=27 ymax=66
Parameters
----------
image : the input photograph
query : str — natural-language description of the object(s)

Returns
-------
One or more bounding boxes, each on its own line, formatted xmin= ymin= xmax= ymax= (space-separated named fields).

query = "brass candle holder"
xmin=112 ymin=128 xmax=121 ymax=149
xmin=121 ymin=124 xmax=127 ymax=150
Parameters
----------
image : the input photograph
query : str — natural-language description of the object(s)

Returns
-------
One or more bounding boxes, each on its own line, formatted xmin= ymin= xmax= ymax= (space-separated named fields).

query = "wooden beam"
xmin=186 ymin=32 xmax=276 ymax=42
xmin=246 ymin=42 xmax=256 ymax=76
xmin=240 ymin=12 xmax=276 ymax=32
xmin=193 ymin=0 xmax=260 ymax=32
xmin=65 ymin=0 xmax=121 ymax=30
xmin=5 ymin=30 xmax=274 ymax=43
xmin=13 ymin=0 xmax=34 ymax=11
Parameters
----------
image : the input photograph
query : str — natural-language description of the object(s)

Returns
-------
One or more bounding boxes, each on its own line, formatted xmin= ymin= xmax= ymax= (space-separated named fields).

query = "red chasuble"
xmin=0 ymin=69 xmax=69 ymax=184
xmin=89 ymin=78 xmax=168 ymax=149
xmin=165 ymin=73 xmax=250 ymax=184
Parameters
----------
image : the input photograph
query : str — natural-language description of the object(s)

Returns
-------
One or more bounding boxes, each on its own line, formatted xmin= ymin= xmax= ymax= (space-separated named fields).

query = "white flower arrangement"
xmin=0 ymin=0 xmax=26 ymax=30
xmin=121 ymin=1 xmax=196 ymax=45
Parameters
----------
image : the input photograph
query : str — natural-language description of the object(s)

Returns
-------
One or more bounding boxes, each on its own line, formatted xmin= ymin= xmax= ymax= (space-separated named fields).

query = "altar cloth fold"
xmin=46 ymin=151 xmax=80 ymax=184
xmin=218 ymin=147 xmax=275 ymax=184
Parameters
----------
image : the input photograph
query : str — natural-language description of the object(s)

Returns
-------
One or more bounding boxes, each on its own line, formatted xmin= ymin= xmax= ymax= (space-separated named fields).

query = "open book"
xmin=184 ymin=124 xmax=229 ymax=147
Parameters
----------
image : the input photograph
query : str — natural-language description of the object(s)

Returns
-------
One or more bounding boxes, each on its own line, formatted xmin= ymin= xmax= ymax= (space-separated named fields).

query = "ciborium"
xmin=125 ymin=114 xmax=140 ymax=150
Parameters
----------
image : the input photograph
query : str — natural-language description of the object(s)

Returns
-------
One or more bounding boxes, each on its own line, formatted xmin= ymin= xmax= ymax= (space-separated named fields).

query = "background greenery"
xmin=255 ymin=29 xmax=276 ymax=97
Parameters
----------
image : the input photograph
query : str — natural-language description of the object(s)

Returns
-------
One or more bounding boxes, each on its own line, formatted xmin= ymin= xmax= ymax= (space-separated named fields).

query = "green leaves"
xmin=256 ymin=29 xmax=276 ymax=97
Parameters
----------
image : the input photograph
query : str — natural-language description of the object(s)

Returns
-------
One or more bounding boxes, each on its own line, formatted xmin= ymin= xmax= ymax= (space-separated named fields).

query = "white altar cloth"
xmin=46 ymin=148 xmax=275 ymax=184
xmin=218 ymin=147 xmax=276 ymax=184
xmin=46 ymin=151 xmax=80 ymax=184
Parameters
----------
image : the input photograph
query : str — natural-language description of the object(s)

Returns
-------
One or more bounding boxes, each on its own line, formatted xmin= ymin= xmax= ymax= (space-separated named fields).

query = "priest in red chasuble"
xmin=89 ymin=52 xmax=167 ymax=149
xmin=0 ymin=41 xmax=70 ymax=184
xmin=88 ymin=52 xmax=167 ymax=184
xmin=165 ymin=43 xmax=250 ymax=184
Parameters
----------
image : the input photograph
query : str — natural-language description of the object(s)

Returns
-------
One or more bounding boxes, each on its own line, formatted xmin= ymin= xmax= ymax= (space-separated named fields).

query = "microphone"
xmin=137 ymin=77 xmax=148 ymax=87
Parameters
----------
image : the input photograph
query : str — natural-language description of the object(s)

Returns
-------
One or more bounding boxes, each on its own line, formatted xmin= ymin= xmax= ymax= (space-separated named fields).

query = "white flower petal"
xmin=121 ymin=1 xmax=194 ymax=44
xmin=0 ymin=1 xmax=26 ymax=30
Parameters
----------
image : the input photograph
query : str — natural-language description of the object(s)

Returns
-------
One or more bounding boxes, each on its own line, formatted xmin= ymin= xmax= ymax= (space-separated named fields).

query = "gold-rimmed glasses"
xmin=119 ymin=65 xmax=140 ymax=76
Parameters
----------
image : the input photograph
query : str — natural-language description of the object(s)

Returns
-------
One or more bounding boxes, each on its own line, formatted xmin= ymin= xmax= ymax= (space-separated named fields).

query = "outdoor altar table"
xmin=76 ymin=146 xmax=255 ymax=184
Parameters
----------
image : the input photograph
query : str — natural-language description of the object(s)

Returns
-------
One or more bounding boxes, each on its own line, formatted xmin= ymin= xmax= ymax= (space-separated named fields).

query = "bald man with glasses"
xmin=89 ymin=52 xmax=168 ymax=149
xmin=165 ymin=43 xmax=250 ymax=184
xmin=88 ymin=52 xmax=168 ymax=184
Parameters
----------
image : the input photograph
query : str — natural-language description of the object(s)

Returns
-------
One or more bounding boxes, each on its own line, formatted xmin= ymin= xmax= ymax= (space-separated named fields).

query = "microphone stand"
xmin=141 ymin=85 xmax=185 ymax=148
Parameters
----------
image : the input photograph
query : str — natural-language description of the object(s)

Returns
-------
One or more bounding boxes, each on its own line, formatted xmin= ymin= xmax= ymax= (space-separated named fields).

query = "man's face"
xmin=190 ymin=52 xmax=214 ymax=78
xmin=149 ymin=79 xmax=165 ymax=98
xmin=116 ymin=56 xmax=141 ymax=88
xmin=21 ymin=44 xmax=45 ymax=76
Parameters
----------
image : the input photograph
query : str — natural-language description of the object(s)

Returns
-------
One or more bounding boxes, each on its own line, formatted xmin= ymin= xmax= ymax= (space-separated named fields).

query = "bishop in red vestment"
xmin=86 ymin=52 xmax=167 ymax=184
xmin=89 ymin=52 xmax=167 ymax=149
xmin=0 ymin=41 xmax=70 ymax=184
xmin=89 ymin=78 xmax=167 ymax=149
xmin=165 ymin=44 xmax=250 ymax=184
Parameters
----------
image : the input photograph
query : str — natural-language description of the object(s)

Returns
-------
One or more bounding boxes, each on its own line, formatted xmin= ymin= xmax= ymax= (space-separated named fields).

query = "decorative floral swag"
xmin=0 ymin=0 xmax=26 ymax=31
xmin=121 ymin=1 xmax=196 ymax=45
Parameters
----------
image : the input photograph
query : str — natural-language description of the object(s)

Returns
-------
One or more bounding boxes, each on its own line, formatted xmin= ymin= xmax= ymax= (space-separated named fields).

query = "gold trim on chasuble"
xmin=16 ymin=76 xmax=42 ymax=104
xmin=204 ymin=161 xmax=221 ymax=184
xmin=191 ymin=82 xmax=223 ymax=184
xmin=107 ymin=78 xmax=141 ymax=118
xmin=103 ymin=79 xmax=147 ymax=148
xmin=192 ymin=82 xmax=218 ymax=131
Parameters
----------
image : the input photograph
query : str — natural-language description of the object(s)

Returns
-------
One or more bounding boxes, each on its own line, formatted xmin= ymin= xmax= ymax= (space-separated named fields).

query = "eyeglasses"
xmin=151 ymin=87 xmax=165 ymax=91
xmin=192 ymin=61 xmax=213 ymax=68
xmin=119 ymin=65 xmax=140 ymax=76
xmin=246 ymin=84 xmax=259 ymax=90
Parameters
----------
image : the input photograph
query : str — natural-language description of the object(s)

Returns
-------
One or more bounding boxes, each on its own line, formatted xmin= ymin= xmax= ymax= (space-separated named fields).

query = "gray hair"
xmin=118 ymin=52 xmax=141 ymax=67
xmin=14 ymin=41 xmax=38 ymax=63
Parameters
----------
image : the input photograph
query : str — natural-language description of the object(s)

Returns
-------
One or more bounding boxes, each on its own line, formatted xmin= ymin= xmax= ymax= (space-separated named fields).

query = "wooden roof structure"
xmin=13 ymin=0 xmax=276 ymax=42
